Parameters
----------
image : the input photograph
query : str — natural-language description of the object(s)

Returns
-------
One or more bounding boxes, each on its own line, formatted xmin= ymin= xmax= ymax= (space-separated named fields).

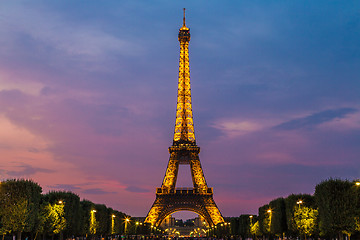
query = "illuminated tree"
xmin=43 ymin=202 xmax=66 ymax=236
xmin=250 ymin=221 xmax=261 ymax=238
xmin=0 ymin=198 xmax=29 ymax=239
xmin=293 ymin=205 xmax=318 ymax=239
xmin=284 ymin=194 xmax=316 ymax=237
xmin=90 ymin=210 xmax=98 ymax=235
xmin=258 ymin=204 xmax=271 ymax=237
xmin=315 ymin=178 xmax=359 ymax=240
xmin=43 ymin=191 xmax=81 ymax=237
xmin=0 ymin=179 xmax=42 ymax=240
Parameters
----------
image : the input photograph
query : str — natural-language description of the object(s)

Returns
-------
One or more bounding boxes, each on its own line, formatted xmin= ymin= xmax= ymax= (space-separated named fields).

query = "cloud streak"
xmin=274 ymin=108 xmax=357 ymax=131
xmin=4 ymin=163 xmax=55 ymax=177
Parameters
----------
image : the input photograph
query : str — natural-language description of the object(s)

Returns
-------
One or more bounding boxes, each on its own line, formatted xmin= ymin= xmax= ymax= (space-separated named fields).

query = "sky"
xmin=0 ymin=1 xmax=360 ymax=219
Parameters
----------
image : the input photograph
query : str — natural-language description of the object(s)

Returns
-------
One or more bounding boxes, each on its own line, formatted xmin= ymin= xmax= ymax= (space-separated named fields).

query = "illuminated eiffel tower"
xmin=144 ymin=9 xmax=224 ymax=227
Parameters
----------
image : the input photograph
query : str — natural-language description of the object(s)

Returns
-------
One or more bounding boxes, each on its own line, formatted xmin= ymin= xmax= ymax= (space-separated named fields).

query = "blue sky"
xmin=0 ymin=1 xmax=359 ymax=218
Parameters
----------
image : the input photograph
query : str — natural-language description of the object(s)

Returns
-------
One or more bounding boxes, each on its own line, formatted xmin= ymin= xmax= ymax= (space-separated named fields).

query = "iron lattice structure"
xmin=144 ymin=9 xmax=224 ymax=227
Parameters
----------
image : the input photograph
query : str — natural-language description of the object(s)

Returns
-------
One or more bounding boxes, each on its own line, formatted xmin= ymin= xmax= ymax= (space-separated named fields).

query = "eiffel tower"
xmin=144 ymin=9 xmax=224 ymax=227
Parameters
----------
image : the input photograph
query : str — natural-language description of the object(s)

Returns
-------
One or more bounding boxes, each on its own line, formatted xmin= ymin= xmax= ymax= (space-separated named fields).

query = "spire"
xmin=183 ymin=8 xmax=186 ymax=27
xmin=180 ymin=8 xmax=189 ymax=31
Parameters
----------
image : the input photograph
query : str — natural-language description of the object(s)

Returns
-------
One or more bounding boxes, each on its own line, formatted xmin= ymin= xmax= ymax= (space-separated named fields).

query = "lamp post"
xmin=111 ymin=214 xmax=116 ymax=238
xmin=135 ymin=222 xmax=139 ymax=238
xmin=90 ymin=210 xmax=97 ymax=236
xmin=58 ymin=200 xmax=64 ymax=240
xmin=249 ymin=215 xmax=253 ymax=239
xmin=267 ymin=209 xmax=272 ymax=234
xmin=124 ymin=218 xmax=130 ymax=237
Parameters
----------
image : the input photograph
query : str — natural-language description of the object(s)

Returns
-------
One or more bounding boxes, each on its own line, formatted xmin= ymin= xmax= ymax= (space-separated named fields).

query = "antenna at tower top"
xmin=183 ymin=8 xmax=186 ymax=27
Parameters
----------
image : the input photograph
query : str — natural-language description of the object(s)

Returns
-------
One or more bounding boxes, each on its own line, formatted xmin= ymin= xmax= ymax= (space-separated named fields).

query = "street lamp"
xmin=124 ymin=218 xmax=130 ymax=235
xmin=249 ymin=215 xmax=254 ymax=239
xmin=111 ymin=214 xmax=116 ymax=235
xmin=267 ymin=209 xmax=272 ymax=232
xmin=355 ymin=181 xmax=360 ymax=186
xmin=90 ymin=210 xmax=97 ymax=235
xmin=57 ymin=200 xmax=64 ymax=240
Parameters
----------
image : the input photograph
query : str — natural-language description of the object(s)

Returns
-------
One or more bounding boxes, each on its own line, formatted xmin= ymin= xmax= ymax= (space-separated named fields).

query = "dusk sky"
xmin=1 ymin=1 xmax=360 ymax=219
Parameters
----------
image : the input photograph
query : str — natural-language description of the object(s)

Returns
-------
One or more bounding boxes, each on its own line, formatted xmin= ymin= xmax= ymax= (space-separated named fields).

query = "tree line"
xmin=225 ymin=178 xmax=360 ymax=240
xmin=0 ymin=179 xmax=147 ymax=240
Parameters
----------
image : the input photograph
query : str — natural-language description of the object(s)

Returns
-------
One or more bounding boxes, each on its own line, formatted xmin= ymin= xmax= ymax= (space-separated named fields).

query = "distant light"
xmin=296 ymin=200 xmax=303 ymax=204
xmin=267 ymin=209 xmax=272 ymax=213
xmin=356 ymin=182 xmax=360 ymax=186
xmin=112 ymin=214 xmax=116 ymax=218
xmin=58 ymin=200 xmax=63 ymax=204
xmin=92 ymin=210 xmax=97 ymax=213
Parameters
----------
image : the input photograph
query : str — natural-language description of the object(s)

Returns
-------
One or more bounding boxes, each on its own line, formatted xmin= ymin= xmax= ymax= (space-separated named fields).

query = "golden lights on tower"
xmin=174 ymin=8 xmax=195 ymax=143
xmin=145 ymin=9 xmax=224 ymax=227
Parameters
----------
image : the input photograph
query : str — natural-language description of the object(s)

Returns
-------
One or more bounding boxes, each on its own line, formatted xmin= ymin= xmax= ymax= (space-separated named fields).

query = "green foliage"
xmin=229 ymin=217 xmax=239 ymax=236
xmin=94 ymin=204 xmax=110 ymax=235
xmin=43 ymin=191 xmax=81 ymax=236
xmin=0 ymin=179 xmax=132 ymax=239
xmin=43 ymin=202 xmax=66 ymax=234
xmin=0 ymin=198 xmax=29 ymax=234
xmin=251 ymin=221 xmax=261 ymax=237
xmin=315 ymin=178 xmax=359 ymax=238
xmin=293 ymin=205 xmax=318 ymax=239
xmin=284 ymin=194 xmax=316 ymax=237
xmin=258 ymin=204 xmax=271 ymax=236
xmin=89 ymin=212 xmax=98 ymax=235
xmin=0 ymin=179 xmax=42 ymax=238
xmin=238 ymin=215 xmax=256 ymax=238
xmin=269 ymin=198 xmax=287 ymax=236
xmin=79 ymin=200 xmax=95 ymax=235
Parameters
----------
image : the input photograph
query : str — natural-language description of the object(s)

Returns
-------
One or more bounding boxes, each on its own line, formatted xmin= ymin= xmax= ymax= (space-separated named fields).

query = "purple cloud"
xmin=274 ymin=108 xmax=357 ymax=130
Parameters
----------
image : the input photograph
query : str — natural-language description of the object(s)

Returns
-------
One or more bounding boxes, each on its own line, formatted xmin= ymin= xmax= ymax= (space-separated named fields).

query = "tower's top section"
xmin=178 ymin=8 xmax=190 ymax=42
xmin=173 ymin=8 xmax=195 ymax=145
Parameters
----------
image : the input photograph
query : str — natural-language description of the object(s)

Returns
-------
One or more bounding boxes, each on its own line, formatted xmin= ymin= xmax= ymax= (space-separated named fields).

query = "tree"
xmin=251 ymin=221 xmax=261 ymax=239
xmin=284 ymin=193 xmax=316 ymax=237
xmin=94 ymin=204 xmax=110 ymax=237
xmin=79 ymin=200 xmax=96 ymax=237
xmin=43 ymin=191 xmax=82 ymax=238
xmin=315 ymin=178 xmax=360 ymax=240
xmin=42 ymin=202 xmax=66 ymax=238
xmin=238 ymin=215 xmax=254 ymax=238
xmin=293 ymin=205 xmax=318 ymax=239
xmin=269 ymin=198 xmax=287 ymax=238
xmin=258 ymin=204 xmax=271 ymax=237
xmin=0 ymin=179 xmax=42 ymax=240
xmin=0 ymin=198 xmax=29 ymax=239
xmin=230 ymin=217 xmax=239 ymax=236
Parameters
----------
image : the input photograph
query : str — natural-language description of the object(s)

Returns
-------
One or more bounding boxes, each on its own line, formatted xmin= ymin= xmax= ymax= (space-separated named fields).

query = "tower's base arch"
xmin=145 ymin=188 xmax=223 ymax=227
